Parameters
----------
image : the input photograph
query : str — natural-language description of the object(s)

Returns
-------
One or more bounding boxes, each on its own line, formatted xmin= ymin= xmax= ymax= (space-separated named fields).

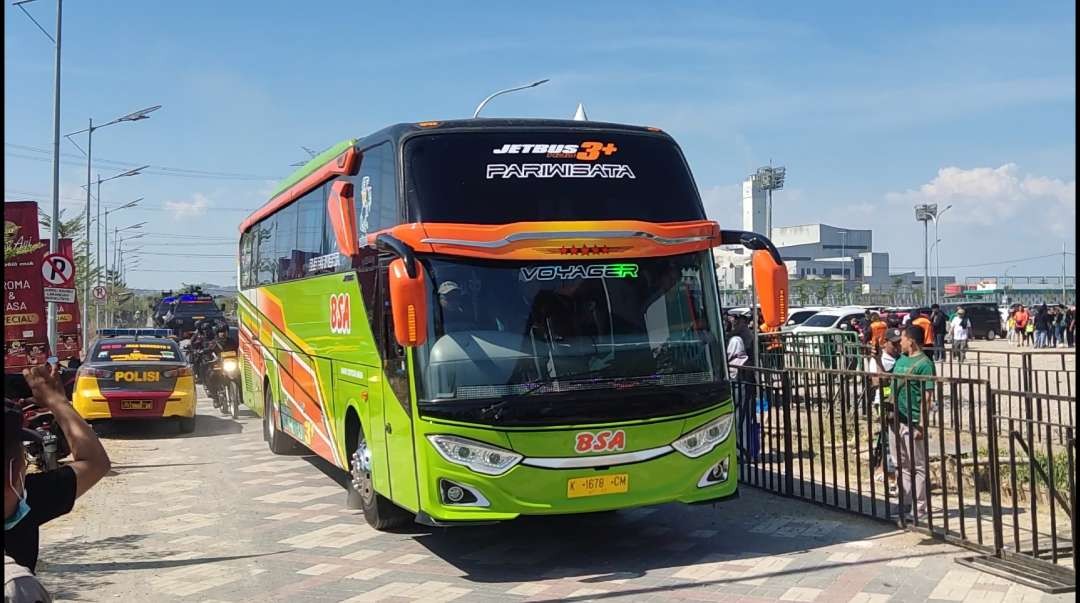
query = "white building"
xmin=712 ymin=175 xmax=954 ymax=293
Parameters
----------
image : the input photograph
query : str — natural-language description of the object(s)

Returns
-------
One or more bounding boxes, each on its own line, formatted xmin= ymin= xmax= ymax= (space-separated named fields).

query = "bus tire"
xmin=263 ymin=386 xmax=295 ymax=454
xmin=347 ymin=428 xmax=411 ymax=529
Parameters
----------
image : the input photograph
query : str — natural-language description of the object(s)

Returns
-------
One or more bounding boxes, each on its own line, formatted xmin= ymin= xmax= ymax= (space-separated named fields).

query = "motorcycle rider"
xmin=204 ymin=324 xmax=237 ymax=408
xmin=5 ymin=363 xmax=111 ymax=574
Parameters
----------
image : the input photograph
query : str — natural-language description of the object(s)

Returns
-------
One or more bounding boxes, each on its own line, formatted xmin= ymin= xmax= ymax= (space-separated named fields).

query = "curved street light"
xmin=473 ymin=79 xmax=549 ymax=118
xmin=929 ymin=204 xmax=953 ymax=303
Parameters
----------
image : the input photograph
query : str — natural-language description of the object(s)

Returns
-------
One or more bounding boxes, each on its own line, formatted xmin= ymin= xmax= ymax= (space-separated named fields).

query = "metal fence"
xmin=733 ymin=360 xmax=1076 ymax=593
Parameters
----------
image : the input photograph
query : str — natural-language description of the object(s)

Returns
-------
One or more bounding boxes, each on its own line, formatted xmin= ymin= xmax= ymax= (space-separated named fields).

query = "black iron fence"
xmin=733 ymin=360 xmax=1076 ymax=593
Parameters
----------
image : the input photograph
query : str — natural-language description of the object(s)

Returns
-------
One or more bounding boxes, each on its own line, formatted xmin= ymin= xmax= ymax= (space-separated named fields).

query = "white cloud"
xmin=884 ymin=164 xmax=1076 ymax=234
xmin=164 ymin=193 xmax=211 ymax=219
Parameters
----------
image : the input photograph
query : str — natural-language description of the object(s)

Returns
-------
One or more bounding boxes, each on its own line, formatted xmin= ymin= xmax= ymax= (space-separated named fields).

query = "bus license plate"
xmin=121 ymin=400 xmax=152 ymax=410
xmin=567 ymin=474 xmax=629 ymax=499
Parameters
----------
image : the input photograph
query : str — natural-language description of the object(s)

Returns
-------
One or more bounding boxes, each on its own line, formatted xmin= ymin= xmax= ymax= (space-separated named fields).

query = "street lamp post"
xmin=838 ymin=230 xmax=848 ymax=299
xmin=13 ymin=0 xmax=64 ymax=353
xmin=473 ymin=79 xmax=549 ymax=118
xmin=82 ymin=167 xmax=147 ymax=338
xmin=929 ymin=204 xmax=953 ymax=303
xmin=111 ymin=229 xmax=144 ymax=327
xmin=102 ymin=200 xmax=143 ymax=284
xmin=914 ymin=204 xmax=938 ymax=306
xmin=66 ymin=106 xmax=158 ymax=352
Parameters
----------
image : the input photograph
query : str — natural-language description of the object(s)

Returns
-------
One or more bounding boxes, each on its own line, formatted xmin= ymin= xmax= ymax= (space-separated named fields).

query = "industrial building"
xmin=714 ymin=173 xmax=954 ymax=294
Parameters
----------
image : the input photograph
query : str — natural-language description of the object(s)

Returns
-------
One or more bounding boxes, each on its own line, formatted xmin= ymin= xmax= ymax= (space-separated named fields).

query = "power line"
xmin=4 ymin=189 xmax=254 ymax=213
xmin=890 ymin=252 xmax=1074 ymax=270
xmin=132 ymin=252 xmax=234 ymax=258
xmin=6 ymin=142 xmax=282 ymax=180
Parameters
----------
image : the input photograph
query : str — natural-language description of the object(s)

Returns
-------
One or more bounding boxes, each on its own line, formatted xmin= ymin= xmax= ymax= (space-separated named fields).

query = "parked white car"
xmin=791 ymin=306 xmax=867 ymax=335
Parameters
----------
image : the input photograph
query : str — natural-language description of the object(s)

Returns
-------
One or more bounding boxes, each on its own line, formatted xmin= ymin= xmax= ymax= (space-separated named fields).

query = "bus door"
xmin=377 ymin=256 xmax=419 ymax=511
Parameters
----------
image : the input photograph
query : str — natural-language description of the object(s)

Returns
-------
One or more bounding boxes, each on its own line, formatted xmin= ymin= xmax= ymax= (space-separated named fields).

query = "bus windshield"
xmin=404 ymin=130 xmax=705 ymax=224
xmin=415 ymin=251 xmax=725 ymax=404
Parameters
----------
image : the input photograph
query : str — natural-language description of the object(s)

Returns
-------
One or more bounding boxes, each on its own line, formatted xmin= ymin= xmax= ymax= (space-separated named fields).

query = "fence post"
xmin=984 ymin=384 xmax=1004 ymax=556
xmin=781 ymin=371 xmax=795 ymax=496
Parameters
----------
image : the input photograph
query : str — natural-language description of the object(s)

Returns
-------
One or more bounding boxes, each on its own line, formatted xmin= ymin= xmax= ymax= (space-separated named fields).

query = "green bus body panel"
xmin=270 ymin=139 xmax=356 ymax=199
xmin=412 ymin=404 xmax=736 ymax=521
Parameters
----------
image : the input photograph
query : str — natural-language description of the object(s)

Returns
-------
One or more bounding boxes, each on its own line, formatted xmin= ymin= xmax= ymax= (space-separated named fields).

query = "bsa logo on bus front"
xmin=574 ymin=429 xmax=626 ymax=454
xmin=329 ymin=293 xmax=351 ymax=334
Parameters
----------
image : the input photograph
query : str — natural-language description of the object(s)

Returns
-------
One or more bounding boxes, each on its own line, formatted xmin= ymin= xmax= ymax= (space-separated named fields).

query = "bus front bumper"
xmin=414 ymin=430 xmax=737 ymax=524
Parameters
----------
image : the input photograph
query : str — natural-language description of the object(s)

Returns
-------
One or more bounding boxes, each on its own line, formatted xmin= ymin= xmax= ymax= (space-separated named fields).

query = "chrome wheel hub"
xmin=350 ymin=440 xmax=374 ymax=505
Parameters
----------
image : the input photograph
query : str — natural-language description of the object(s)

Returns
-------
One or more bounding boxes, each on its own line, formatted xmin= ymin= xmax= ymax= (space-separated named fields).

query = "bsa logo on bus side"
xmin=574 ymin=429 xmax=626 ymax=454
xmin=329 ymin=293 xmax=351 ymax=335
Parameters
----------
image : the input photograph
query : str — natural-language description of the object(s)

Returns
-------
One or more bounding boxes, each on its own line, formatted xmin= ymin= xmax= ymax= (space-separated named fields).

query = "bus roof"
xmin=245 ymin=118 xmax=669 ymax=233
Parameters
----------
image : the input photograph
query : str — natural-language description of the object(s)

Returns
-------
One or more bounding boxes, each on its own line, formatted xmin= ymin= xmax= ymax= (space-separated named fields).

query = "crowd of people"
xmin=1005 ymin=303 xmax=1075 ymax=348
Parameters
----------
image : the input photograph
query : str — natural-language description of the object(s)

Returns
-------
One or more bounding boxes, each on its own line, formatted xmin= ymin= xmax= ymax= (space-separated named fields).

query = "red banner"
xmin=4 ymin=201 xmax=50 ymax=371
xmin=55 ymin=238 xmax=82 ymax=358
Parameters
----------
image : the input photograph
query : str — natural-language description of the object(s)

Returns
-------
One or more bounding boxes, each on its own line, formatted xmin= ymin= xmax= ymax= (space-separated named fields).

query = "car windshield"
xmin=802 ymin=313 xmax=841 ymax=327
xmin=787 ymin=310 xmax=818 ymax=325
xmin=171 ymin=301 xmax=221 ymax=316
xmin=415 ymin=251 xmax=725 ymax=402
xmin=92 ymin=341 xmax=181 ymax=362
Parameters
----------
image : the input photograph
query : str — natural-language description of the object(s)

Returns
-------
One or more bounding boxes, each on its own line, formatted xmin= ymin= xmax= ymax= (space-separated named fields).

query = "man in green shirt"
xmin=888 ymin=326 xmax=935 ymax=520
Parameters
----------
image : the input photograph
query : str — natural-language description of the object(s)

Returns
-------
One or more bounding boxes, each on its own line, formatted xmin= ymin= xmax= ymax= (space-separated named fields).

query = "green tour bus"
xmin=236 ymin=118 xmax=788 ymax=528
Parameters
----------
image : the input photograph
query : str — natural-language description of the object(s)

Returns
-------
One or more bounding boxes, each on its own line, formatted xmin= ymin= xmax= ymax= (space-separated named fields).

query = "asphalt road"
xmin=35 ymin=390 xmax=1067 ymax=602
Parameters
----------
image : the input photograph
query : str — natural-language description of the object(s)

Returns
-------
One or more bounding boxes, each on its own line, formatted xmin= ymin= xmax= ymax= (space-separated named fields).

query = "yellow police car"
xmin=72 ymin=329 xmax=197 ymax=433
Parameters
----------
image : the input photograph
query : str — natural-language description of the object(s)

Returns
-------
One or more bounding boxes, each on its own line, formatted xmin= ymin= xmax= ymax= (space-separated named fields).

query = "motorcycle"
xmin=207 ymin=349 xmax=242 ymax=418
xmin=19 ymin=397 xmax=70 ymax=471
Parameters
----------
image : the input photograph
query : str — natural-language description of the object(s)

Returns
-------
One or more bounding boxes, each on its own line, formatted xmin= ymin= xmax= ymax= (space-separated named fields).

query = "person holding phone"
xmin=4 ymin=363 xmax=111 ymax=574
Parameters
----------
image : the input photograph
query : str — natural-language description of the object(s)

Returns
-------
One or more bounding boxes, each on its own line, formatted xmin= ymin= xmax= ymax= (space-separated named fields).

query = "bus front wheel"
xmin=263 ymin=386 xmax=295 ymax=454
xmin=347 ymin=429 xmax=411 ymax=529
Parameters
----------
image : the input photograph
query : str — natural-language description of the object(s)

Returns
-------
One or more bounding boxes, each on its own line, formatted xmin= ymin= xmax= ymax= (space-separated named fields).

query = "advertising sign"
xmin=4 ymin=201 xmax=50 ymax=371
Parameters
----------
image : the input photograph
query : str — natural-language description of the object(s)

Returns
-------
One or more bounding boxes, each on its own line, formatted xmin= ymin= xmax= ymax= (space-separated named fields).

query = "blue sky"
xmin=5 ymin=1 xmax=1075 ymax=290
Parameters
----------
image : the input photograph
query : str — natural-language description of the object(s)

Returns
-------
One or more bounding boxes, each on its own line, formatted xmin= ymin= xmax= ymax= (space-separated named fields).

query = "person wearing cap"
xmin=4 ymin=364 xmax=111 ymax=575
xmin=437 ymin=280 xmax=474 ymax=334
xmin=948 ymin=307 xmax=972 ymax=362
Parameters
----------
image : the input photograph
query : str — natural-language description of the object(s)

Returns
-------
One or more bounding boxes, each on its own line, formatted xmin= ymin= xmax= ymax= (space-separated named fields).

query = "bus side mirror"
xmin=752 ymin=250 xmax=789 ymax=329
xmin=388 ymin=258 xmax=428 ymax=347
xmin=327 ymin=180 xmax=359 ymax=257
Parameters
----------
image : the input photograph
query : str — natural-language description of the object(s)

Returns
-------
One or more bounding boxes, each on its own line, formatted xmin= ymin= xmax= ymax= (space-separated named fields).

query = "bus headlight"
xmin=222 ymin=358 xmax=238 ymax=374
xmin=427 ymin=435 xmax=522 ymax=476
xmin=672 ymin=413 xmax=734 ymax=458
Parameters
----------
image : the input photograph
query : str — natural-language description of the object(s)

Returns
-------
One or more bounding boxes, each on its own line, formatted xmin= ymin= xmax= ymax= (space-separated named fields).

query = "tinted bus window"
xmin=404 ymin=131 xmax=705 ymax=224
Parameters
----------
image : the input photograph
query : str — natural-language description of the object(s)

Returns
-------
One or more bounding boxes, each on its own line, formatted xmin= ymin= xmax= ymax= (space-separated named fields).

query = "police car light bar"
xmin=97 ymin=328 xmax=173 ymax=338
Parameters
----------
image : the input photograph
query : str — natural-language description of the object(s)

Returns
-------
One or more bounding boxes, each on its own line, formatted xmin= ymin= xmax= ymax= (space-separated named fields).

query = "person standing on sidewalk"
xmin=948 ymin=307 xmax=971 ymax=362
xmin=1033 ymin=303 xmax=1051 ymax=348
xmin=1014 ymin=305 xmax=1030 ymax=347
xmin=930 ymin=304 xmax=947 ymax=361
xmin=889 ymin=326 xmax=934 ymax=521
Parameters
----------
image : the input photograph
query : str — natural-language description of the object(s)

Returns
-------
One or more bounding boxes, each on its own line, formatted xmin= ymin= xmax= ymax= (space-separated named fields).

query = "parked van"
xmin=939 ymin=302 xmax=1003 ymax=340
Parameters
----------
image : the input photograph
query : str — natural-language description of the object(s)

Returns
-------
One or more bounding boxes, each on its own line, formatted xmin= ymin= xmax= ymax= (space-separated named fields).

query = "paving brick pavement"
xmin=33 ymin=393 xmax=1071 ymax=602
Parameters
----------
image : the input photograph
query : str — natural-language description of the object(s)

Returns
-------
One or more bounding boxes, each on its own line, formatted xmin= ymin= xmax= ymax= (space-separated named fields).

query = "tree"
xmin=792 ymin=281 xmax=808 ymax=307
xmin=38 ymin=208 xmax=99 ymax=297
xmin=816 ymin=279 xmax=832 ymax=305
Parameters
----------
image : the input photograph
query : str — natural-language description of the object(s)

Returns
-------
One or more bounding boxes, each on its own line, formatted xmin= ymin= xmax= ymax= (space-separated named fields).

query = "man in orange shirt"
xmin=1013 ymin=305 xmax=1029 ymax=348
xmin=911 ymin=310 xmax=934 ymax=362
xmin=869 ymin=312 xmax=888 ymax=349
